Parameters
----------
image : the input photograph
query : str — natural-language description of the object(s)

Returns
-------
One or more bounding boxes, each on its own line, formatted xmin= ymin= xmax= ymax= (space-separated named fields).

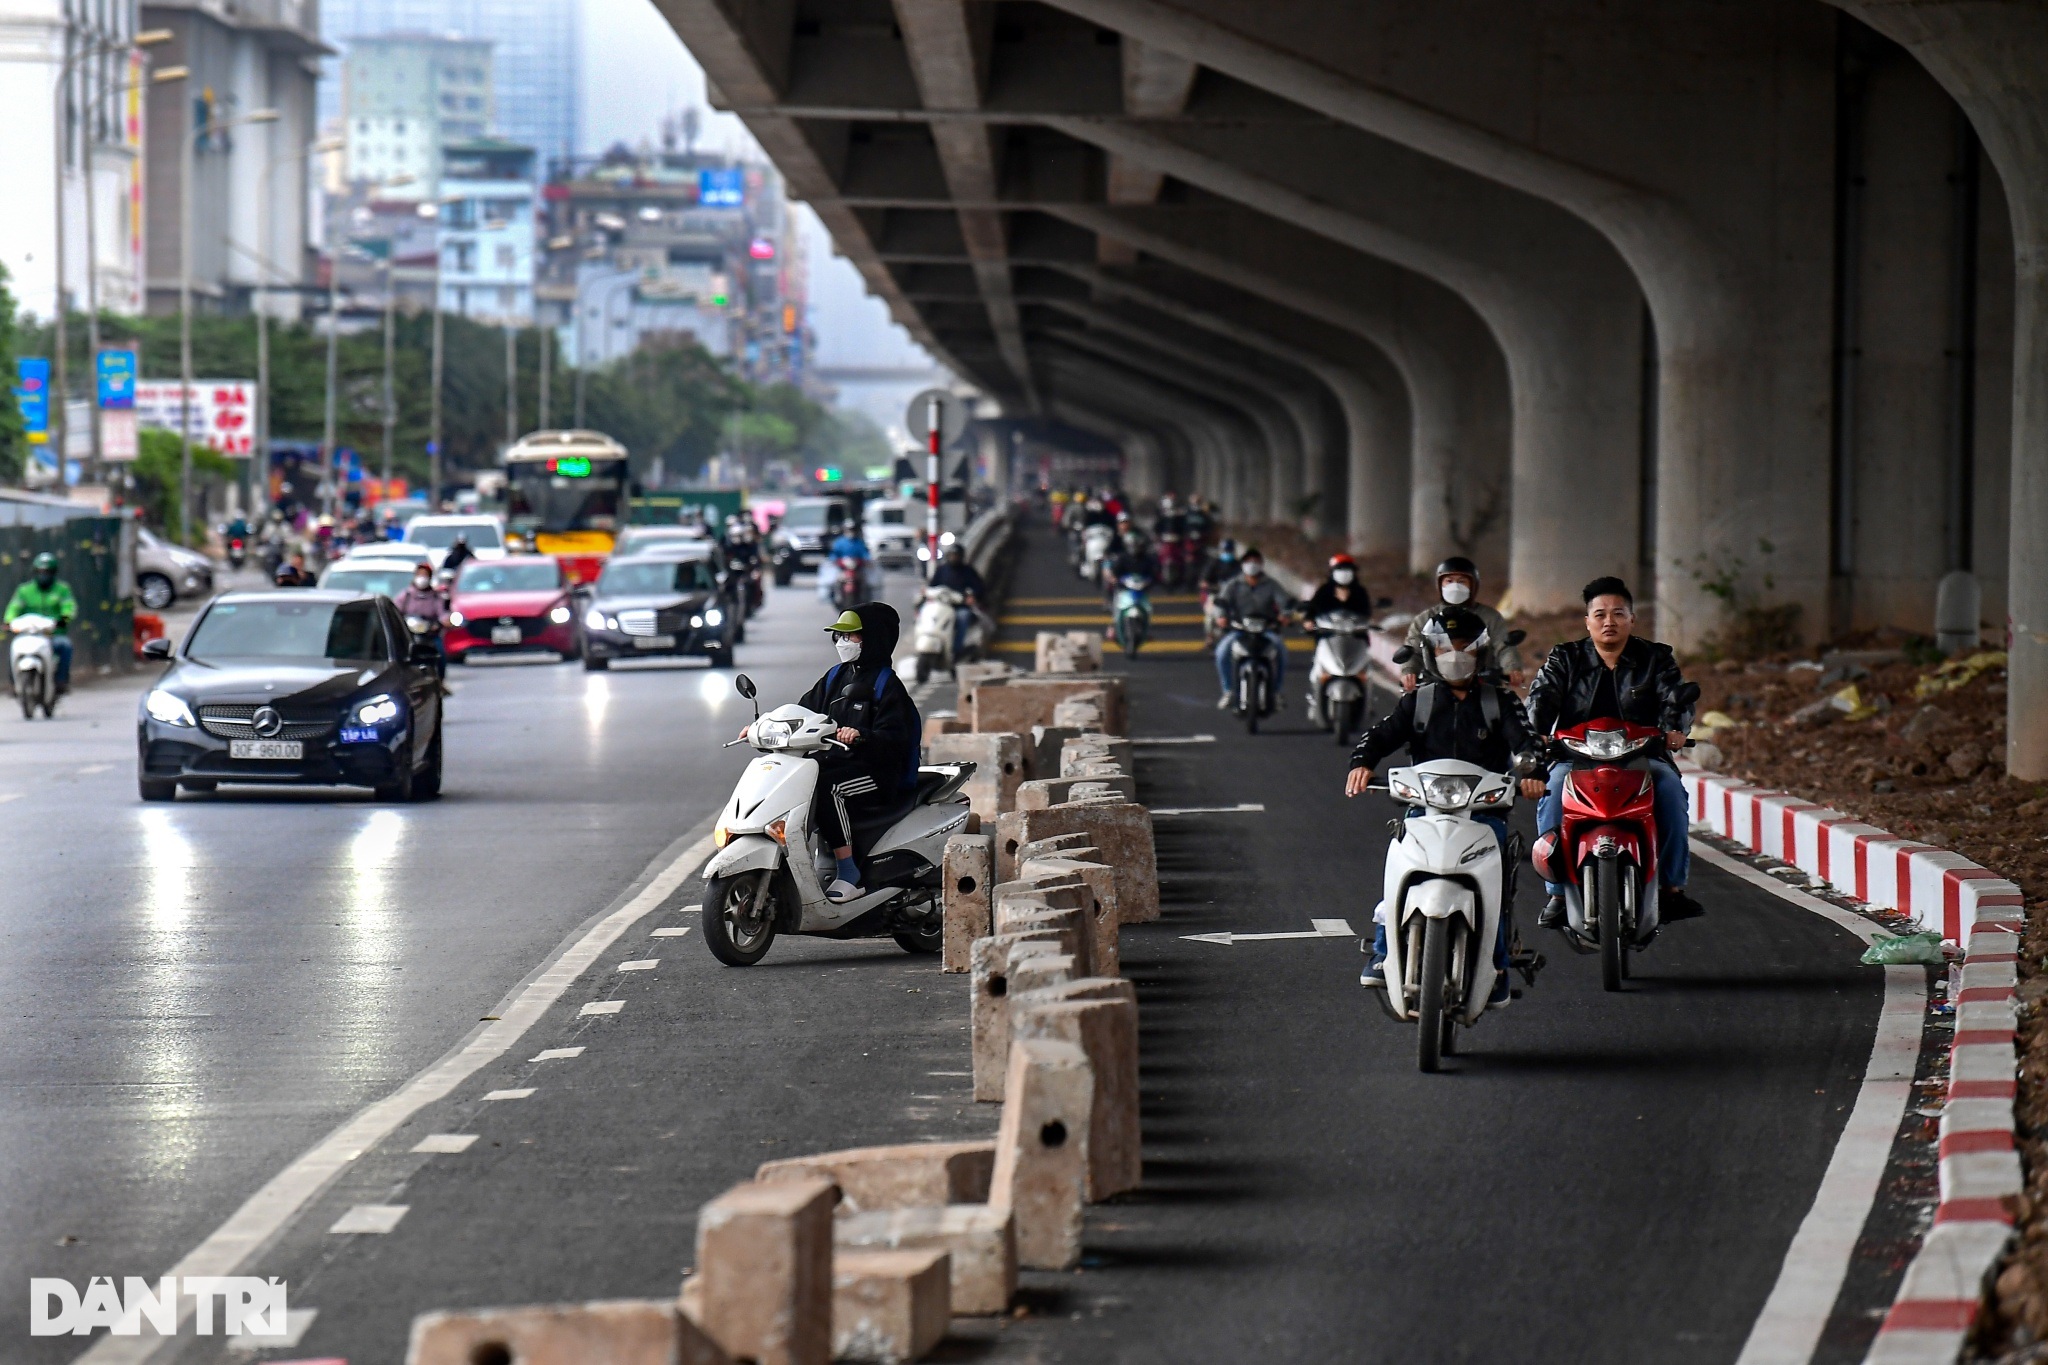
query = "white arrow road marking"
xmin=1183 ymin=918 xmax=1355 ymax=946
xmin=1150 ymin=803 xmax=1265 ymax=817
xmin=1131 ymin=734 xmax=1216 ymax=745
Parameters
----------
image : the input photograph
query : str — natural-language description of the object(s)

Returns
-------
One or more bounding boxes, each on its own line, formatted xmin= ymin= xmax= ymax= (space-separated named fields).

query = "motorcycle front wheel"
xmin=1594 ymin=859 xmax=1625 ymax=992
xmin=1417 ymin=916 xmax=1453 ymax=1073
xmin=18 ymin=681 xmax=37 ymax=720
xmin=704 ymin=870 xmax=778 ymax=966
xmin=1331 ymin=696 xmax=1360 ymax=746
xmin=1239 ymin=664 xmax=1260 ymax=733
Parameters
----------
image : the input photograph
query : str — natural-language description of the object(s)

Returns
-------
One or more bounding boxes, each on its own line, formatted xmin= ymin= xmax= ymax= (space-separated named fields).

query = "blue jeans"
xmin=953 ymin=606 xmax=974 ymax=654
xmin=51 ymin=635 xmax=72 ymax=687
xmin=1215 ymin=630 xmax=1285 ymax=698
xmin=1537 ymin=760 xmax=1689 ymax=896
xmin=1371 ymin=813 xmax=1510 ymax=975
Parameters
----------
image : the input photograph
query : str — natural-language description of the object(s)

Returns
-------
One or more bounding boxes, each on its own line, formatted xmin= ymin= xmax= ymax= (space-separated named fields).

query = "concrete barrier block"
xmin=993 ymin=883 xmax=1091 ymax=975
xmin=920 ymin=714 xmax=968 ymax=745
xmin=1052 ymin=697 xmax=1105 ymax=731
xmin=831 ymin=1248 xmax=950 ymax=1363
xmin=1012 ymin=992 xmax=1141 ymax=1201
xmin=990 ymin=1038 xmax=1093 ymax=1270
xmin=971 ymin=933 xmax=1066 ymax=1101
xmin=1020 ymin=857 xmax=1119 ymax=979
xmin=1015 ymin=775 xmax=1138 ymax=809
xmin=941 ymin=834 xmax=996 ymax=972
xmin=757 ymin=1141 xmax=996 ymax=1213
xmin=833 ymin=1206 xmax=1016 ymax=1316
xmin=1008 ymin=951 xmax=1076 ymax=999
xmin=973 ymin=677 xmax=1126 ymax=738
xmin=695 ymin=1178 xmax=836 ymax=1365
xmin=925 ymin=732 xmax=1026 ymax=818
xmin=408 ymin=1299 xmax=730 ymax=1365
xmin=1059 ymin=736 xmax=1132 ymax=776
xmin=1028 ymin=725 xmax=1079 ymax=779
xmin=1033 ymin=630 xmax=1103 ymax=674
xmin=1015 ymin=832 xmax=1094 ymax=865
xmin=995 ymin=803 xmax=1159 ymax=923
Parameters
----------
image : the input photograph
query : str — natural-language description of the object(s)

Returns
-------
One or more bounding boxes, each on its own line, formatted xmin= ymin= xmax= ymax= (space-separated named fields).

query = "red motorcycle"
xmin=1156 ymin=531 xmax=1188 ymax=589
xmin=831 ymin=555 xmax=865 ymax=611
xmin=1528 ymin=702 xmax=1694 ymax=992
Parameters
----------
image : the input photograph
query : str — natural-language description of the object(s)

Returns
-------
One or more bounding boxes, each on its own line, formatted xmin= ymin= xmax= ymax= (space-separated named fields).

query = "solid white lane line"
xmin=411 ymin=1134 xmax=477 ymax=1154
xmin=481 ymin=1088 xmax=535 ymax=1101
xmin=75 ymin=823 xmax=717 ymax=1365
xmin=1310 ymin=919 xmax=1355 ymax=936
xmin=532 ymin=1047 xmax=583 ymax=1061
xmin=678 ymin=902 xmax=703 ymax=913
xmin=1130 ymin=734 xmax=1216 ymax=745
xmin=579 ymin=1001 xmax=625 ymax=1016
xmin=1150 ymin=803 xmax=1265 ymax=817
xmin=616 ymin=959 xmax=658 ymax=971
xmin=327 ymin=1204 xmax=408 ymax=1235
xmin=78 ymin=764 xmax=112 ymax=775
xmin=1693 ymin=841 xmax=1928 ymax=1365
xmin=650 ymin=927 xmax=691 ymax=938
xmin=0 ymin=792 xmax=21 ymax=804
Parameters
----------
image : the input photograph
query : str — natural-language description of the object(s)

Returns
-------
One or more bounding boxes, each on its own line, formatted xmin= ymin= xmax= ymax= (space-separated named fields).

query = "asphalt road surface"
xmin=2 ymin=532 xmax=1899 ymax=1364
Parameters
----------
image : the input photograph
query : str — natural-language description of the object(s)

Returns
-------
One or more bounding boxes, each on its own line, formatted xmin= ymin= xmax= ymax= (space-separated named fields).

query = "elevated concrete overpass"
xmin=652 ymin=0 xmax=2048 ymax=777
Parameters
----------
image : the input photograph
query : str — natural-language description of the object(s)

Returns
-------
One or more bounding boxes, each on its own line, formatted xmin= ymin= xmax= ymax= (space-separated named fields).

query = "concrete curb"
xmin=1681 ymin=763 xmax=2023 ymax=1364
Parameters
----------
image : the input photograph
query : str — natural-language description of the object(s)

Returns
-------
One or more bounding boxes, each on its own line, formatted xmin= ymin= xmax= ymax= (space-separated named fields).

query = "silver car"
xmin=135 ymin=527 xmax=216 ymax=611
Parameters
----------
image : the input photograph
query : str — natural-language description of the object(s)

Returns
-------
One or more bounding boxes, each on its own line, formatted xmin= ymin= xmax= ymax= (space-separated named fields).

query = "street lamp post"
xmin=382 ymin=258 xmax=396 ymax=498
xmin=178 ymin=104 xmax=278 ymax=543
xmin=425 ymin=201 xmax=445 ymax=512
xmin=250 ymin=135 xmax=343 ymax=523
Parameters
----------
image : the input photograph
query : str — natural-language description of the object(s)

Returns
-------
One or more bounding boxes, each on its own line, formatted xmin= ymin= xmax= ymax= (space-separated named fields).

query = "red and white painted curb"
xmin=1682 ymin=765 xmax=2024 ymax=1364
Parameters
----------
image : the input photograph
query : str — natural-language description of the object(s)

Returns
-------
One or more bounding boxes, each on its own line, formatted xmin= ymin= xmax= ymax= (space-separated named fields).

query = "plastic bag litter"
xmin=1860 ymin=930 xmax=1951 ymax=966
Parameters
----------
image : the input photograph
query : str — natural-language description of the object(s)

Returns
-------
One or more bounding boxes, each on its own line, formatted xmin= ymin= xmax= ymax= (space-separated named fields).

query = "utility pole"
xmin=320 ymin=257 xmax=340 ymax=523
xmin=382 ymin=261 xmax=396 ymax=498
xmin=538 ymin=320 xmax=551 ymax=428
xmin=504 ymin=319 xmax=517 ymax=450
xmin=429 ymin=246 xmax=444 ymax=512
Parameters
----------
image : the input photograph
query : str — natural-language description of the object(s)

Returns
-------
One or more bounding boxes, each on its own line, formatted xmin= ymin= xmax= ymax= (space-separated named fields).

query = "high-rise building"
xmin=319 ymin=0 xmax=577 ymax=171
xmin=339 ymin=32 xmax=492 ymax=198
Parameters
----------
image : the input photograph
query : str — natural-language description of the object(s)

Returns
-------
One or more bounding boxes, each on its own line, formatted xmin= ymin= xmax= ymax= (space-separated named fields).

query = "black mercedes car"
xmin=137 ymin=590 xmax=445 ymax=801
xmin=580 ymin=550 xmax=735 ymax=671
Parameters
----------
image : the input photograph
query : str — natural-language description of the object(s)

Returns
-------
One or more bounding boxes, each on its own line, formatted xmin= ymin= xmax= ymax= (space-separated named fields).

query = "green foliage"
xmin=133 ymin=427 xmax=236 ymax=539
xmin=1683 ymin=538 xmax=1801 ymax=659
xmin=0 ymin=264 xmax=25 ymax=483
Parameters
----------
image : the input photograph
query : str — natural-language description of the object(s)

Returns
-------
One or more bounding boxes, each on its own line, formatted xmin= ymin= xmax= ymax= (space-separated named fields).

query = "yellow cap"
xmin=824 ymin=609 xmax=864 ymax=634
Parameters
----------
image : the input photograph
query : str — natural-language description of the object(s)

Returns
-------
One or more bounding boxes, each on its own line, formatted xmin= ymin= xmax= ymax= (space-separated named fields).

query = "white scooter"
xmin=1079 ymin=524 xmax=1114 ymax=583
xmin=1370 ymin=759 xmax=1538 ymax=1072
xmin=1306 ymin=611 xmax=1375 ymax=744
xmin=911 ymin=586 xmax=984 ymax=683
xmin=9 ymin=614 xmax=60 ymax=719
xmin=701 ymin=674 xmax=975 ymax=966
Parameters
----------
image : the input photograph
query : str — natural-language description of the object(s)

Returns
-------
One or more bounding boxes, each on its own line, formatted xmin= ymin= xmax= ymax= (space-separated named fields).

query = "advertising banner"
xmin=96 ymin=350 xmax=137 ymax=409
xmin=17 ymin=358 xmax=50 ymax=443
xmin=135 ymin=380 xmax=256 ymax=456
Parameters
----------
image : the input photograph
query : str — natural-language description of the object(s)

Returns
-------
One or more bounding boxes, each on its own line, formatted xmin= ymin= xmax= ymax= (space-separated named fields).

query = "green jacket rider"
xmin=5 ymin=553 xmax=78 ymax=689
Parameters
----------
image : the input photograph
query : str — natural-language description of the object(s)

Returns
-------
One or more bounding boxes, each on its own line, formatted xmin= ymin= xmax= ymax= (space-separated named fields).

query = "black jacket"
xmin=1349 ymin=680 xmax=1533 ymax=774
xmin=1525 ymin=635 xmax=1695 ymax=738
xmin=1303 ymin=580 xmax=1372 ymax=622
xmin=928 ymin=560 xmax=986 ymax=599
xmin=798 ymin=601 xmax=920 ymax=795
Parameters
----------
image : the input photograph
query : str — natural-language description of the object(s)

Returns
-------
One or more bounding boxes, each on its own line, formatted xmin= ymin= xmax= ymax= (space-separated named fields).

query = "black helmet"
xmin=1420 ymin=605 xmax=1488 ymax=649
xmin=1434 ymin=556 xmax=1478 ymax=582
xmin=32 ymin=552 xmax=59 ymax=577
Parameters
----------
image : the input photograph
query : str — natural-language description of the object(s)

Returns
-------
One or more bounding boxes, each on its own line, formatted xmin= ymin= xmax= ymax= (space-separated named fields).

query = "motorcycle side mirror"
xmin=734 ymin=673 xmax=756 ymax=699
xmin=1675 ymin=680 xmax=1702 ymax=706
xmin=1503 ymin=629 xmax=1527 ymax=647
xmin=1391 ymin=645 xmax=1416 ymax=666
xmin=141 ymin=637 xmax=173 ymax=660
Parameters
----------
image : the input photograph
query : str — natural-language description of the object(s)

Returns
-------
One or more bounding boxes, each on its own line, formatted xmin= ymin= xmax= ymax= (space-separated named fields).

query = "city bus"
xmin=503 ymin=429 xmax=630 ymax=583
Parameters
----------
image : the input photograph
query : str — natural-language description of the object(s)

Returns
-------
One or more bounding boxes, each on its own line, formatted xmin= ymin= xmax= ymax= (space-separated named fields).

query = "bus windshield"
xmin=506 ymin=461 xmax=624 ymax=534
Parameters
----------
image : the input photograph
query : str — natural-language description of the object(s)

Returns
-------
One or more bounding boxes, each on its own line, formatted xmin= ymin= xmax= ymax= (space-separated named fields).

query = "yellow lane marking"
xmin=989 ymin=638 xmax=1317 ymax=655
xmin=1007 ymin=594 xmax=1203 ymax=606
xmin=1002 ymin=613 xmax=1207 ymax=627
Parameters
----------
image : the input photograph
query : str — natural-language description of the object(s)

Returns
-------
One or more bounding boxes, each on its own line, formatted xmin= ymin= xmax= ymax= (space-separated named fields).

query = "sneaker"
xmin=1488 ymin=971 xmax=1512 ymax=1006
xmin=1661 ymin=887 xmax=1705 ymax=921
xmin=1216 ymin=693 xmax=1232 ymax=710
xmin=1359 ymin=956 xmax=1386 ymax=989
xmin=1538 ymin=896 xmax=1565 ymax=929
xmin=825 ymin=878 xmax=866 ymax=904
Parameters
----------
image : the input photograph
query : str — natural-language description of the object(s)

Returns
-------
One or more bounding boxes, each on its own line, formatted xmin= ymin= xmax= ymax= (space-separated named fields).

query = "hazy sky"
xmin=578 ymin=0 xmax=938 ymax=435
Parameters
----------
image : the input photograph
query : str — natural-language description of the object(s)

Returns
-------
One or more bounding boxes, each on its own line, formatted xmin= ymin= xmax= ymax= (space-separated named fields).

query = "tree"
xmin=0 ymin=264 xmax=26 ymax=484
xmin=133 ymin=427 xmax=235 ymax=538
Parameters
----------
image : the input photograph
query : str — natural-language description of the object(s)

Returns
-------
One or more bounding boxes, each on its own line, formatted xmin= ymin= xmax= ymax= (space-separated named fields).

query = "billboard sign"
xmin=96 ymin=349 xmax=137 ymax=409
xmin=135 ymin=380 xmax=256 ymax=456
xmin=17 ymin=358 xmax=49 ymax=443
xmin=698 ymin=168 xmax=744 ymax=208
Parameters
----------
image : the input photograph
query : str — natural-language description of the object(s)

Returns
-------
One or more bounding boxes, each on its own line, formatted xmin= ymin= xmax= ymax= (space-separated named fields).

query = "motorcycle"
xmin=912 ymin=585 xmax=981 ymax=683
xmin=1155 ymin=531 xmax=1186 ymax=589
xmin=701 ymin=675 xmax=975 ymax=966
xmin=226 ymin=536 xmax=248 ymax=570
xmin=1369 ymin=760 xmax=1535 ymax=1072
xmin=831 ymin=556 xmax=865 ymax=611
xmin=1306 ymin=611 xmax=1376 ymax=744
xmin=9 ymin=614 xmax=59 ymax=719
xmin=404 ymin=613 xmax=446 ymax=678
xmin=1528 ymin=687 xmax=1698 ymax=992
xmin=1112 ymin=573 xmax=1152 ymax=658
xmin=1079 ymin=524 xmax=1115 ymax=583
xmin=1223 ymin=614 xmax=1282 ymax=733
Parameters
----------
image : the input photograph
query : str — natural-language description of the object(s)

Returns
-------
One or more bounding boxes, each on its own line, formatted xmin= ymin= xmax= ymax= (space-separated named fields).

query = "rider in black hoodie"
xmin=796 ymin=602 xmax=921 ymax=901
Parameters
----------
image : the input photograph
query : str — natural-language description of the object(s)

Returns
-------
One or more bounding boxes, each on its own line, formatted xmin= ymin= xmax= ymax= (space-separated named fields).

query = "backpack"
xmin=825 ymin=663 xmax=919 ymax=793
xmin=1412 ymin=680 xmax=1501 ymax=737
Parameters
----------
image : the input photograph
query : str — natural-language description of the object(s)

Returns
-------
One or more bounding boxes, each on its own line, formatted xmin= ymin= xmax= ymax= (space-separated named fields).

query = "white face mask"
xmin=413 ymin=575 xmax=431 ymax=590
xmin=1332 ymin=568 xmax=1355 ymax=585
xmin=1242 ymin=561 xmax=1263 ymax=580
xmin=1435 ymin=647 xmax=1477 ymax=683
xmin=834 ymin=637 xmax=862 ymax=664
xmin=1441 ymin=580 xmax=1472 ymax=605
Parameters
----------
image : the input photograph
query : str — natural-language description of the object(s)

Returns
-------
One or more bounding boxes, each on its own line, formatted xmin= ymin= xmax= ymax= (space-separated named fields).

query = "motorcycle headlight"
xmin=356 ymin=694 xmax=401 ymax=726
xmin=145 ymin=689 xmax=196 ymax=727
xmin=705 ymin=607 xmax=723 ymax=626
xmin=448 ymin=609 xmax=465 ymax=627
xmin=1420 ymin=774 xmax=1474 ymax=811
xmin=549 ymin=605 xmax=572 ymax=624
xmin=1568 ymin=728 xmax=1641 ymax=760
xmin=584 ymin=606 xmax=609 ymax=631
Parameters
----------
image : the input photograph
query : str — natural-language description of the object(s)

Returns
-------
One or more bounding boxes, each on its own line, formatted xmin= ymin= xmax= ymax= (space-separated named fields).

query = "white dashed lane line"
xmin=532 ymin=1047 xmax=583 ymax=1061
xmin=481 ymin=1088 xmax=536 ymax=1101
xmin=616 ymin=959 xmax=658 ymax=971
xmin=651 ymin=927 xmax=691 ymax=938
xmin=578 ymin=1001 xmax=624 ymax=1016
xmin=328 ymin=1204 xmax=408 ymax=1235
xmin=411 ymin=1135 xmax=477 ymax=1154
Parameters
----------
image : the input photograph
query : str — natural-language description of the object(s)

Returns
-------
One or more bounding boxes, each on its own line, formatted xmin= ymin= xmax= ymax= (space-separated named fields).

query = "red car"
xmin=445 ymin=556 xmax=581 ymax=663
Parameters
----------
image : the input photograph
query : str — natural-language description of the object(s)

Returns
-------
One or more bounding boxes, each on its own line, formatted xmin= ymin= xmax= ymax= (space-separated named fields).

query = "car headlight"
xmin=448 ymin=609 xmax=466 ymax=627
xmin=584 ymin=606 xmax=608 ymax=631
xmin=704 ymin=607 xmax=723 ymax=626
xmin=145 ymin=689 xmax=196 ymax=726
xmin=356 ymin=694 xmax=401 ymax=726
xmin=549 ymin=605 xmax=572 ymax=624
xmin=690 ymin=615 xmax=704 ymax=628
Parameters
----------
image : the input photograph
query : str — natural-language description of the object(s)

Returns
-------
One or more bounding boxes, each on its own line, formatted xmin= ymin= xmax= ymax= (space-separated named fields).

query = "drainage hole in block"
xmin=470 ymin=1344 xmax=513 ymax=1365
xmin=989 ymin=974 xmax=1007 ymax=997
xmin=1040 ymin=1120 xmax=1068 ymax=1148
xmin=958 ymin=876 xmax=978 ymax=894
